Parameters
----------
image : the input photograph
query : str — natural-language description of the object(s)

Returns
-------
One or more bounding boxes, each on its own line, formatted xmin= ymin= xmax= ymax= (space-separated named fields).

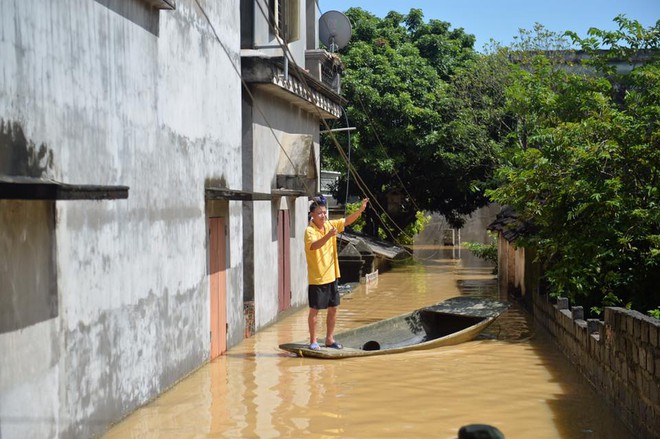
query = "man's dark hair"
xmin=309 ymin=195 xmax=327 ymax=213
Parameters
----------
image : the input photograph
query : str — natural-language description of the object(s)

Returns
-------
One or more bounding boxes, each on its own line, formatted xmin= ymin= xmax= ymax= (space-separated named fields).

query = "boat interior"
xmin=338 ymin=310 xmax=487 ymax=351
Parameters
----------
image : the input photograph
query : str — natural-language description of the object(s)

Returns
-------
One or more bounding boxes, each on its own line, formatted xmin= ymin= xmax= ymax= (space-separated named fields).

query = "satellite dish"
xmin=319 ymin=11 xmax=352 ymax=52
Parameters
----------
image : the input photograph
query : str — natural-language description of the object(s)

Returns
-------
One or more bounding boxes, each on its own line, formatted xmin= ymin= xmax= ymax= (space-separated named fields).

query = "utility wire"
xmin=313 ymin=0 xmax=422 ymax=214
xmin=341 ymin=106 xmax=351 ymax=218
xmin=251 ymin=1 xmax=393 ymax=216
xmin=196 ymin=0 xmax=416 ymax=254
xmin=310 ymin=2 xmax=422 ymax=241
xmin=193 ymin=0 xmax=313 ymax=196
xmin=354 ymin=92 xmax=422 ymax=212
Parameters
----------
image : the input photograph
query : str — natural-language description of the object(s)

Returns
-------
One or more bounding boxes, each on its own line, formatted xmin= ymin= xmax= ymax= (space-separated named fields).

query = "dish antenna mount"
xmin=319 ymin=11 xmax=352 ymax=53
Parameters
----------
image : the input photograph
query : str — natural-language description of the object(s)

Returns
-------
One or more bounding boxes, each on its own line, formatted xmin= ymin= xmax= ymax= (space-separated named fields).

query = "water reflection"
xmin=104 ymin=246 xmax=632 ymax=439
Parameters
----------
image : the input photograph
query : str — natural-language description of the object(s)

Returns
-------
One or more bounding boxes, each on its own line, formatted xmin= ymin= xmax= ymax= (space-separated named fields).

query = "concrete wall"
xmin=495 ymin=235 xmax=658 ymax=438
xmin=0 ymin=1 xmax=242 ymax=437
xmin=247 ymin=88 xmax=319 ymax=329
xmin=533 ymin=295 xmax=659 ymax=439
xmin=460 ymin=204 xmax=500 ymax=244
xmin=0 ymin=200 xmax=57 ymax=333
xmin=253 ymin=0 xmax=308 ymax=64
xmin=414 ymin=205 xmax=500 ymax=248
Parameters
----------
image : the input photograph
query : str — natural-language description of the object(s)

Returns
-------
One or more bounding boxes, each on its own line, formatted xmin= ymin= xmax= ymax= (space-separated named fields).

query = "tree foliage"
xmin=565 ymin=15 xmax=660 ymax=75
xmin=487 ymin=17 xmax=660 ymax=314
xmin=326 ymin=9 xmax=659 ymax=315
xmin=323 ymin=8 xmax=497 ymax=238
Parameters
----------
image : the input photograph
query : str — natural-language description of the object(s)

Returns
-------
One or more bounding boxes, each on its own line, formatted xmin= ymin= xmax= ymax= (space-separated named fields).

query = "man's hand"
xmin=345 ymin=198 xmax=370 ymax=227
xmin=310 ymin=226 xmax=338 ymax=250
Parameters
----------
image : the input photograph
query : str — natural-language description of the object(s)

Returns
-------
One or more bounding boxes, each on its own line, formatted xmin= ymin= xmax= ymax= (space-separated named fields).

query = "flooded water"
xmin=104 ymin=247 xmax=633 ymax=439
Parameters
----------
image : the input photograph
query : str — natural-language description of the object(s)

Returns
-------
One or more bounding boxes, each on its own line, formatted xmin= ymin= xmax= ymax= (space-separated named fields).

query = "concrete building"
xmin=239 ymin=0 xmax=345 ymax=332
xmin=0 ymin=0 xmax=343 ymax=437
xmin=0 ymin=0 xmax=340 ymax=438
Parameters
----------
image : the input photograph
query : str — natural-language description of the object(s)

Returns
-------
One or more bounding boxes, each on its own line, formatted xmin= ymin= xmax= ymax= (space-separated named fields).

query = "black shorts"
xmin=308 ymin=281 xmax=340 ymax=309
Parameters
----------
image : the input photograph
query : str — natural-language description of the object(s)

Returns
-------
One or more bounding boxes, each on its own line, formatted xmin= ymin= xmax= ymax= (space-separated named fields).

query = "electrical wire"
xmin=251 ymin=1 xmax=403 ymax=230
xmin=195 ymin=0 xmax=418 ymax=256
xmin=354 ymin=92 xmax=422 ymax=212
xmin=310 ymin=2 xmax=423 ymax=244
xmin=341 ymin=106 xmax=351 ymax=217
xmin=193 ymin=0 xmax=314 ymax=196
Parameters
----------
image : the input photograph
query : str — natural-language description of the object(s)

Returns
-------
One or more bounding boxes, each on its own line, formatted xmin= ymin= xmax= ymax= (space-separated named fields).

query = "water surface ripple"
xmin=104 ymin=248 xmax=633 ymax=438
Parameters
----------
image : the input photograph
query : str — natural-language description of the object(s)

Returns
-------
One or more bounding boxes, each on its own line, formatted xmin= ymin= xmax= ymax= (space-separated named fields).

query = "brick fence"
xmin=533 ymin=292 xmax=660 ymax=438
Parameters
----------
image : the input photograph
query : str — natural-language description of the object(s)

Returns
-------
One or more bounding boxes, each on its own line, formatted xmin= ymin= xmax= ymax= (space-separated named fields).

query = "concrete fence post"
xmin=587 ymin=319 xmax=600 ymax=334
xmin=572 ymin=306 xmax=584 ymax=320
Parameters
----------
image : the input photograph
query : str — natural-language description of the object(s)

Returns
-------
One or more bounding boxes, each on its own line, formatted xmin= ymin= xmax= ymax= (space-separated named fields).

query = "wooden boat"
xmin=279 ymin=296 xmax=509 ymax=359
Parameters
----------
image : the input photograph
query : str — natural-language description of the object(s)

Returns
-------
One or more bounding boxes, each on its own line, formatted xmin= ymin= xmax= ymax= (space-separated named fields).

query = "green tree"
xmin=323 ymin=8 xmax=496 ymax=240
xmin=565 ymin=15 xmax=660 ymax=75
xmin=487 ymin=17 xmax=660 ymax=315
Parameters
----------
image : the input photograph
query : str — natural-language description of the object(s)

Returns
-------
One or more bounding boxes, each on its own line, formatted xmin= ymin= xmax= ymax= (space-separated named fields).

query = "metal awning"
xmin=205 ymin=187 xmax=306 ymax=200
xmin=0 ymin=175 xmax=129 ymax=200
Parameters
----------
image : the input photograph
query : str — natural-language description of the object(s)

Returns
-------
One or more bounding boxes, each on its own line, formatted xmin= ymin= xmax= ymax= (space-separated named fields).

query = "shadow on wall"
xmin=0 ymin=120 xmax=54 ymax=177
xmin=94 ymin=0 xmax=161 ymax=36
xmin=0 ymin=121 xmax=58 ymax=333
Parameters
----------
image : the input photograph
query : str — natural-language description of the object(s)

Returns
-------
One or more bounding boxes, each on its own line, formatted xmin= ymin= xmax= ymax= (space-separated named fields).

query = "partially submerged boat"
xmin=279 ymin=296 xmax=509 ymax=359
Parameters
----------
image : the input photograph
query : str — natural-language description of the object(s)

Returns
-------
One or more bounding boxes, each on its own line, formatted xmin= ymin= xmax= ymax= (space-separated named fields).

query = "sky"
xmin=318 ymin=0 xmax=659 ymax=51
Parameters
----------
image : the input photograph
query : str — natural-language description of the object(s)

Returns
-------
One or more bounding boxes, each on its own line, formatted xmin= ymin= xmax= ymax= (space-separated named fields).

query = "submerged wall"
xmin=533 ymin=293 xmax=659 ymax=438
xmin=493 ymin=222 xmax=659 ymax=438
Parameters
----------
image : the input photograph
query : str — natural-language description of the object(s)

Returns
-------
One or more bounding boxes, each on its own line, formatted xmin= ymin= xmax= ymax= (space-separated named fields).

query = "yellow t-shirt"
xmin=304 ymin=218 xmax=345 ymax=285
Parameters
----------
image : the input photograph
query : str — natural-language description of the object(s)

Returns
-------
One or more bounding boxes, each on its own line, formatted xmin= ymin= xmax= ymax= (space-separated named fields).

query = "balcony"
xmin=242 ymin=51 xmax=345 ymax=119
xmin=305 ymin=49 xmax=344 ymax=94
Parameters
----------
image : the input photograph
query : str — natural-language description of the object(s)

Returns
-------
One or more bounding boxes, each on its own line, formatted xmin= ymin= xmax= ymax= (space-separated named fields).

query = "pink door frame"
xmin=209 ymin=217 xmax=227 ymax=359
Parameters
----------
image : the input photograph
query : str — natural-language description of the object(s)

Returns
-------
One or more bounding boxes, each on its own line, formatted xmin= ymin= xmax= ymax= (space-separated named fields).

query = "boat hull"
xmin=279 ymin=296 xmax=509 ymax=359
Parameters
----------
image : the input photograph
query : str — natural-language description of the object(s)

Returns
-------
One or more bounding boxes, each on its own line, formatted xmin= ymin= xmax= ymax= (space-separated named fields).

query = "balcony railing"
xmin=305 ymin=49 xmax=343 ymax=93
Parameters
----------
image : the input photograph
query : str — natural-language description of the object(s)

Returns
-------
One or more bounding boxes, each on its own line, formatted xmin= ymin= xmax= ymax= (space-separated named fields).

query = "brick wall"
xmin=533 ymin=293 xmax=660 ymax=438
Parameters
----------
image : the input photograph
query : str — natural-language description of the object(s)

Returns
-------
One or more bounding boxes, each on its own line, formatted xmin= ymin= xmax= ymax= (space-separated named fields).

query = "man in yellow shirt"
xmin=305 ymin=196 xmax=369 ymax=350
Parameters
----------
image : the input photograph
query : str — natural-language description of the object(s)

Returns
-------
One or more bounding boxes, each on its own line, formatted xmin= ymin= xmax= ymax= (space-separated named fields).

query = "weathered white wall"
xmin=0 ymin=0 xmax=242 ymax=437
xmin=249 ymin=88 xmax=319 ymax=328
xmin=253 ymin=0 xmax=307 ymax=64
xmin=291 ymin=196 xmax=312 ymax=306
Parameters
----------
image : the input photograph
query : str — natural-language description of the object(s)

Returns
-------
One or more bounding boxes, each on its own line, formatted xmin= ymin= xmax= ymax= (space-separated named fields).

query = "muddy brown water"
xmin=104 ymin=247 xmax=633 ymax=439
